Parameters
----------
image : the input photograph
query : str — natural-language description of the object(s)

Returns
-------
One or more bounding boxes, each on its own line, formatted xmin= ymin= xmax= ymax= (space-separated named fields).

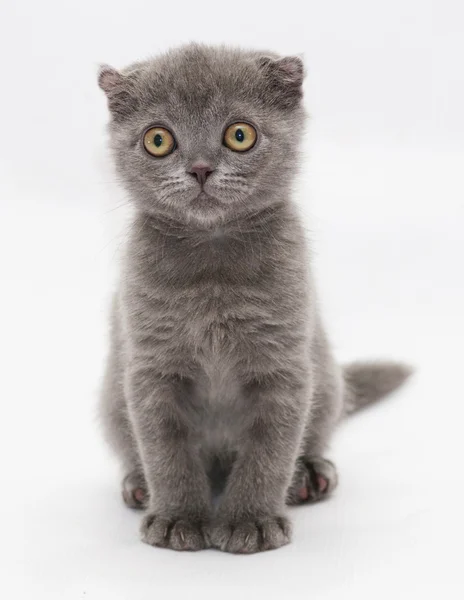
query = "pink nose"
xmin=188 ymin=162 xmax=214 ymax=186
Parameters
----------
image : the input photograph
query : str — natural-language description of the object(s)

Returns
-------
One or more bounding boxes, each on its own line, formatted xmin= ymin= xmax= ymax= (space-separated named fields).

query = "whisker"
xmin=99 ymin=200 xmax=132 ymax=216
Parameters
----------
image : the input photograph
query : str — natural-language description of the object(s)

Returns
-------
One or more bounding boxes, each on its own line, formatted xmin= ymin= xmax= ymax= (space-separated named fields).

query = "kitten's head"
xmin=99 ymin=44 xmax=306 ymax=226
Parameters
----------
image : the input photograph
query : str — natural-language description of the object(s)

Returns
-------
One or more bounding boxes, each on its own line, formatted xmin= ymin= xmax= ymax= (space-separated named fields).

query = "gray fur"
xmin=98 ymin=43 xmax=411 ymax=553
xmin=343 ymin=361 xmax=413 ymax=415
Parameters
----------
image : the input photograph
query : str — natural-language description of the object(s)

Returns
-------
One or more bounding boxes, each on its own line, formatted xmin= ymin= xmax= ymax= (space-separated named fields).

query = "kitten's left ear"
xmin=98 ymin=64 xmax=139 ymax=119
xmin=257 ymin=55 xmax=305 ymax=108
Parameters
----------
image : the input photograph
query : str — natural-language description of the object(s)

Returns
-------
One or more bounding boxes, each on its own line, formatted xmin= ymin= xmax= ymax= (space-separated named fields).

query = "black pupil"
xmin=235 ymin=129 xmax=245 ymax=143
xmin=154 ymin=133 xmax=163 ymax=147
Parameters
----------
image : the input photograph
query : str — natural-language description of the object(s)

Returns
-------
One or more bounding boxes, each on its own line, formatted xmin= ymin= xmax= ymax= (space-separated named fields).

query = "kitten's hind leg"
xmin=287 ymin=327 xmax=342 ymax=506
xmin=100 ymin=294 xmax=148 ymax=509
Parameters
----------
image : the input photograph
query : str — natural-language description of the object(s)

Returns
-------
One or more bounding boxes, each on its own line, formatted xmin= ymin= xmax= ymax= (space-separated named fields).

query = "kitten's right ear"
xmin=98 ymin=65 xmax=124 ymax=94
xmin=98 ymin=64 xmax=138 ymax=119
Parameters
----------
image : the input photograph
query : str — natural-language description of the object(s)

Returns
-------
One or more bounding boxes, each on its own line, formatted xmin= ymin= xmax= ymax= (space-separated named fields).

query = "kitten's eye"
xmin=223 ymin=123 xmax=257 ymax=152
xmin=143 ymin=127 xmax=176 ymax=157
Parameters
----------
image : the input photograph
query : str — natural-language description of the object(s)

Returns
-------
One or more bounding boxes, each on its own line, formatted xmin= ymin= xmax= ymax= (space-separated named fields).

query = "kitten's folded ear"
xmin=98 ymin=64 xmax=139 ymax=119
xmin=257 ymin=55 xmax=305 ymax=108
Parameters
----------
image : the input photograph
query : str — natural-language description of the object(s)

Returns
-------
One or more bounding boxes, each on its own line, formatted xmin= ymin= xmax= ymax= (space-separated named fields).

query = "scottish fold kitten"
xmin=98 ymin=44 xmax=411 ymax=553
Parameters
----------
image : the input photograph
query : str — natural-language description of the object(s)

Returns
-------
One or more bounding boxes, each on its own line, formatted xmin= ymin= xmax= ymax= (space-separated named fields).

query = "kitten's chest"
xmin=176 ymin=286 xmax=252 ymax=449
xmin=182 ymin=283 xmax=243 ymax=366
xmin=180 ymin=281 xmax=268 ymax=363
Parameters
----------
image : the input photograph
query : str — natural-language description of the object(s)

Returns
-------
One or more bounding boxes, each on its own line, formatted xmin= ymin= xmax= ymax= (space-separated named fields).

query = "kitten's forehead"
xmin=137 ymin=46 xmax=272 ymax=116
xmin=111 ymin=44 xmax=304 ymax=126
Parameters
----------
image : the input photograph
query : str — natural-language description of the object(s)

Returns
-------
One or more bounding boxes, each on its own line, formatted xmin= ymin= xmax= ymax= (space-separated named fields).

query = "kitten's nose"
xmin=188 ymin=162 xmax=214 ymax=186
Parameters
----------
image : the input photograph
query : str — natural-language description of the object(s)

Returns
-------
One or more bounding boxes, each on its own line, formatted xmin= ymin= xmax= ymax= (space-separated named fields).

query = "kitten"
xmin=98 ymin=43 xmax=411 ymax=553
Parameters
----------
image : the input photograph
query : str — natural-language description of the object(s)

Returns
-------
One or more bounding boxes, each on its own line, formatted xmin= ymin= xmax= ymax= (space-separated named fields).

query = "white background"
xmin=1 ymin=0 xmax=463 ymax=598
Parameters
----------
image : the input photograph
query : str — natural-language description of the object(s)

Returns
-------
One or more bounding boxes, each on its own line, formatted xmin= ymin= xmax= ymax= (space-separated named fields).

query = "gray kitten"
xmin=98 ymin=43 xmax=411 ymax=554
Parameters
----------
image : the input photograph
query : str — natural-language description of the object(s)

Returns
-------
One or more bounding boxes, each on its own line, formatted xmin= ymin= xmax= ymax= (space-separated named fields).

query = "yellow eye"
xmin=143 ymin=127 xmax=176 ymax=157
xmin=223 ymin=122 xmax=257 ymax=152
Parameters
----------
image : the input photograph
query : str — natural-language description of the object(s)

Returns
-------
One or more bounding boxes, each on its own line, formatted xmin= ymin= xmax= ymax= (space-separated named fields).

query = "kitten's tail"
xmin=343 ymin=361 xmax=413 ymax=415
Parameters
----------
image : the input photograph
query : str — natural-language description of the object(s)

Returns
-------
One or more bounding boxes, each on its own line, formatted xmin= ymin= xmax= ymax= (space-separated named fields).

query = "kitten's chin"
xmin=186 ymin=193 xmax=230 ymax=227
xmin=190 ymin=191 xmax=224 ymax=209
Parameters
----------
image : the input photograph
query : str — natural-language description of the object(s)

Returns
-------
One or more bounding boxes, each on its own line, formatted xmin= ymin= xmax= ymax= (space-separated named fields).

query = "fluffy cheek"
xmin=206 ymin=139 xmax=271 ymax=202
xmin=113 ymin=142 xmax=197 ymax=207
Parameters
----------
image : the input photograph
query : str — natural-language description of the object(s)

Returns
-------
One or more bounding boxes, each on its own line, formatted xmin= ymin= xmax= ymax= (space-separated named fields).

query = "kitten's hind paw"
xmin=121 ymin=471 xmax=148 ymax=509
xmin=141 ymin=513 xmax=208 ymax=551
xmin=287 ymin=457 xmax=338 ymax=505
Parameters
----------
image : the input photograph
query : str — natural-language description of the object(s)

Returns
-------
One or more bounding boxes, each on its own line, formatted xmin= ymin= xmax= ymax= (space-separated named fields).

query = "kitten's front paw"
xmin=141 ymin=513 xmax=208 ymax=551
xmin=208 ymin=515 xmax=291 ymax=554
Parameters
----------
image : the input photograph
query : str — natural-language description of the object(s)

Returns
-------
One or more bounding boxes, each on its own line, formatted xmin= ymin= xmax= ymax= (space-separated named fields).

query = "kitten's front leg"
xmin=209 ymin=373 xmax=309 ymax=553
xmin=126 ymin=367 xmax=211 ymax=551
